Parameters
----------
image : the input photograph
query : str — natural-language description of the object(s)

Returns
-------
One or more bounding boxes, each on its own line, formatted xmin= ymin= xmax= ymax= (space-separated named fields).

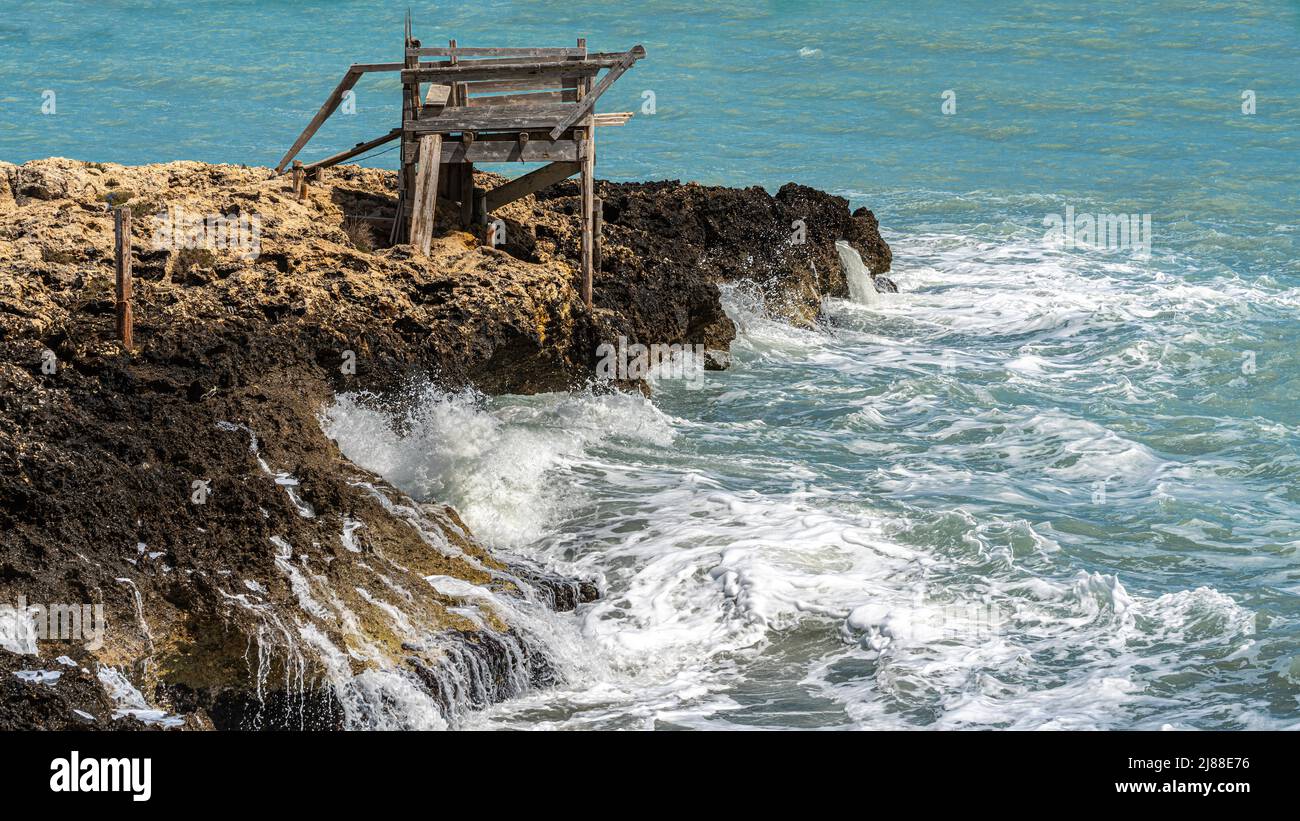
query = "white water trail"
xmin=836 ymin=240 xmax=880 ymax=306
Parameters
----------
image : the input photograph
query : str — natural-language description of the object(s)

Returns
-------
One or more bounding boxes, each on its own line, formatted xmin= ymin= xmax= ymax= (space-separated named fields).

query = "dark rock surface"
xmin=0 ymin=158 xmax=890 ymax=730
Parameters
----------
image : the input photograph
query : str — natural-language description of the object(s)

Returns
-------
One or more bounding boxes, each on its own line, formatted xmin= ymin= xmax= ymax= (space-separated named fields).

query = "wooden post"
xmin=293 ymin=160 xmax=307 ymax=200
xmin=579 ymin=62 xmax=595 ymax=309
xmin=449 ymin=39 xmax=460 ymax=104
xmin=410 ymin=134 xmax=442 ymax=255
xmin=438 ymin=39 xmax=459 ymax=210
xmin=473 ymin=188 xmax=487 ymax=228
xmin=593 ymin=195 xmax=603 ymax=271
xmin=114 ymin=206 xmax=133 ymax=349
xmin=393 ymin=26 xmax=421 ymax=245
xmin=459 ymin=160 xmax=474 ymax=228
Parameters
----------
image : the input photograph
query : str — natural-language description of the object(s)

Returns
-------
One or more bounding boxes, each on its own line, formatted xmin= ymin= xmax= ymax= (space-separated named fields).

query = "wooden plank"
xmin=443 ymin=55 xmax=584 ymax=68
xmin=464 ymin=77 xmax=580 ymax=93
xmin=409 ymin=47 xmax=588 ymax=57
xmin=424 ymin=84 xmax=451 ymax=108
xmin=468 ymin=90 xmax=573 ymax=106
xmin=350 ymin=62 xmax=406 ymax=73
xmin=484 ymin=161 xmax=580 ymax=211
xmin=410 ymin=50 xmax=635 ymax=64
xmin=549 ymin=45 xmax=645 ymax=140
xmin=301 ymin=128 xmax=401 ymax=172
xmin=410 ymin=134 xmax=442 ymax=255
xmin=593 ymin=111 xmax=633 ymax=127
xmin=114 ymin=206 xmax=133 ymax=349
xmin=470 ymin=129 xmax=581 ymax=141
xmin=401 ymin=60 xmax=608 ymax=84
xmin=439 ymin=138 xmax=580 ymax=163
xmin=405 ymin=102 xmax=581 ymax=134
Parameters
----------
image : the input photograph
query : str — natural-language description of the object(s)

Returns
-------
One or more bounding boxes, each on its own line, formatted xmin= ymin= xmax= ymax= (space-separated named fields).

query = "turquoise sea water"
xmin=7 ymin=1 xmax=1300 ymax=728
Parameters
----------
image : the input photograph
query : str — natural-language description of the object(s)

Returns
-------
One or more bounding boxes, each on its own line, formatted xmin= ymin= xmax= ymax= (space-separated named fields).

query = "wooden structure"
xmin=276 ymin=18 xmax=645 ymax=307
xmin=114 ymin=205 xmax=133 ymax=349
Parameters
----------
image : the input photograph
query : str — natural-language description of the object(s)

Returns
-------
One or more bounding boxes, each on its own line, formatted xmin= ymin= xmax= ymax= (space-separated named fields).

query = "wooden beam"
xmin=464 ymin=78 xmax=575 ymax=93
xmin=484 ymin=161 xmax=580 ymax=211
xmin=301 ymin=128 xmax=401 ymax=172
xmin=549 ymin=45 xmax=645 ymax=140
xmin=410 ymin=135 xmax=442 ymax=255
xmin=440 ymin=138 xmax=580 ymax=163
xmin=350 ymin=62 xmax=406 ymax=73
xmin=406 ymin=102 xmax=580 ymax=134
xmin=401 ymin=60 xmax=609 ymax=84
xmin=114 ymin=206 xmax=133 ymax=349
xmin=593 ymin=111 xmax=634 ymax=127
xmin=468 ymin=90 xmax=574 ymax=106
xmin=444 ymin=139 xmax=579 ymax=164
xmin=275 ymin=64 xmax=402 ymax=172
xmin=424 ymin=83 xmax=451 ymax=109
xmin=580 ymin=110 xmax=595 ymax=308
xmin=408 ymin=46 xmax=587 ymax=58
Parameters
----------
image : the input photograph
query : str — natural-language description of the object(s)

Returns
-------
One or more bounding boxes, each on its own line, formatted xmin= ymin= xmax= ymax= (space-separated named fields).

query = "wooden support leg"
xmin=580 ymin=126 xmax=595 ymax=309
xmin=593 ymin=195 xmax=603 ymax=272
xmin=114 ymin=206 xmax=133 ymax=349
xmin=473 ymin=187 xmax=487 ymax=227
xmin=295 ymin=160 xmax=309 ymax=200
xmin=410 ymin=134 xmax=443 ymax=256
xmin=484 ymin=161 xmax=580 ymax=212
xmin=439 ymin=162 xmax=454 ymax=199
xmin=459 ymin=162 xmax=474 ymax=228
xmin=391 ymin=142 xmax=412 ymax=247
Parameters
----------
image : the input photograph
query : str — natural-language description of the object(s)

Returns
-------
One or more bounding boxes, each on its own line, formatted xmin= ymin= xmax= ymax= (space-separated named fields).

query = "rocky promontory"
xmin=0 ymin=158 xmax=890 ymax=729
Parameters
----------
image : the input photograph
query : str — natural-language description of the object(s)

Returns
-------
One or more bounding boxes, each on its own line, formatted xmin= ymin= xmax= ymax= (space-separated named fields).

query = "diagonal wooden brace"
xmin=548 ymin=45 xmax=644 ymax=140
xmin=484 ymin=160 xmax=581 ymax=212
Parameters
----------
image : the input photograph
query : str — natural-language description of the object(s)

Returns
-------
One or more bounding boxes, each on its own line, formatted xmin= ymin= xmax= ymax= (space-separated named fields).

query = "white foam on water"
xmin=322 ymin=384 xmax=674 ymax=549
xmin=96 ymin=666 xmax=185 ymax=728
xmin=295 ymin=621 xmax=448 ymax=731
xmin=320 ymin=225 xmax=1295 ymax=730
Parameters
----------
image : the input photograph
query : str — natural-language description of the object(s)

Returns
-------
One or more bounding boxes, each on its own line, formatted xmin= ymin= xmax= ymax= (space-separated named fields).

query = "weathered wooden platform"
xmin=276 ymin=18 xmax=645 ymax=308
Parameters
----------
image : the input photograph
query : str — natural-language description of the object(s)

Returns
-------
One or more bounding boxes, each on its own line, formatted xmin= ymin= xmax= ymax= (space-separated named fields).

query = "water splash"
xmin=835 ymin=240 xmax=881 ymax=307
